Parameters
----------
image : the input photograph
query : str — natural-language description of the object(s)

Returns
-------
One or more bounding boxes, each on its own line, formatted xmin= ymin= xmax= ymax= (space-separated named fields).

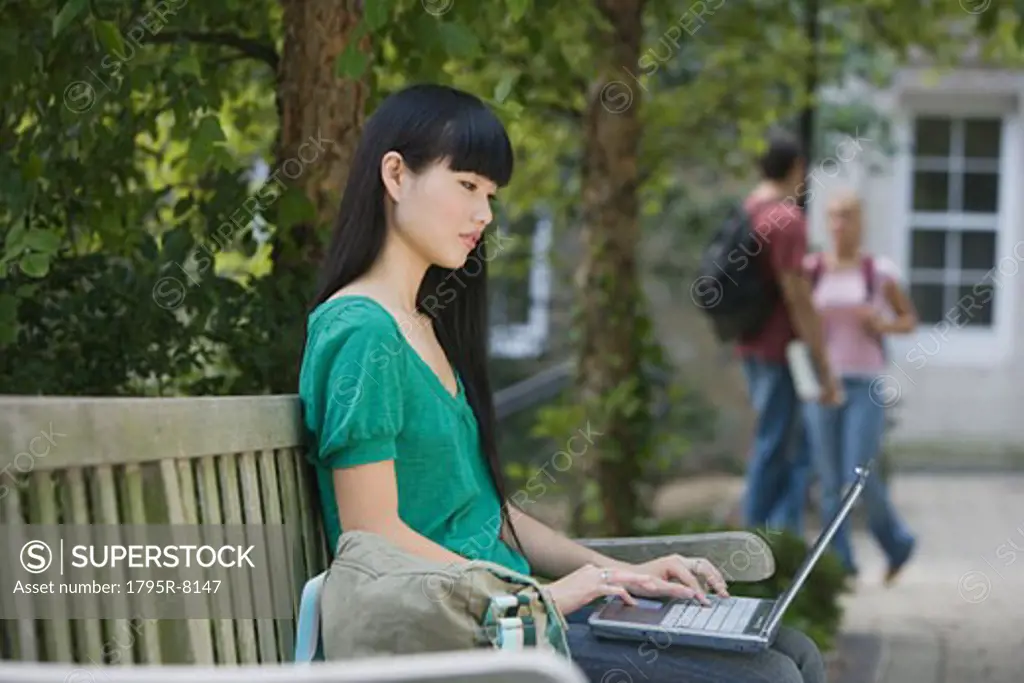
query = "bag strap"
xmin=809 ymin=252 xmax=826 ymax=289
xmin=809 ymin=253 xmax=875 ymax=300
xmin=861 ymin=255 xmax=875 ymax=301
xmin=861 ymin=254 xmax=886 ymax=351
xmin=471 ymin=560 xmax=572 ymax=658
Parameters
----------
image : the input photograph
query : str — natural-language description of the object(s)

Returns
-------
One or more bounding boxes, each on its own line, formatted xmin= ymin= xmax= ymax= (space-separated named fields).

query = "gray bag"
xmin=320 ymin=530 xmax=571 ymax=661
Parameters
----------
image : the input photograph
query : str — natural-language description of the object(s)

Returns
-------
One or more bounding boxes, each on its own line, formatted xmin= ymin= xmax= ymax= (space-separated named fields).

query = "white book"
xmin=786 ymin=340 xmax=821 ymax=402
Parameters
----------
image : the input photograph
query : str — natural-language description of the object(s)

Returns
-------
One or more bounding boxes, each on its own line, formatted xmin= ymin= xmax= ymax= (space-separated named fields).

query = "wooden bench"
xmin=0 ymin=395 xmax=775 ymax=678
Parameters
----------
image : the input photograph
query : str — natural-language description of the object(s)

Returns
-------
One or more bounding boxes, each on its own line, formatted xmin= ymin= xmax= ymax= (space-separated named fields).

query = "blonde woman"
xmin=801 ymin=190 xmax=918 ymax=583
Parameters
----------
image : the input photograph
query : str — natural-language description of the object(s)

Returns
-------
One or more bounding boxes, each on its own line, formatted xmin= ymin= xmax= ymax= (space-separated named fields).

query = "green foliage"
xmin=0 ymin=0 xmax=284 ymax=393
xmin=740 ymin=530 xmax=849 ymax=653
xmin=1 ymin=0 xmax=1022 ymax=416
xmin=0 ymin=0 xmax=584 ymax=394
xmin=651 ymin=517 xmax=851 ymax=653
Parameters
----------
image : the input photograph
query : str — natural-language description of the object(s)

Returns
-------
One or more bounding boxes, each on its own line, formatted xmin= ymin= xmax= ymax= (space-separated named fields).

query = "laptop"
xmin=588 ymin=462 xmax=871 ymax=653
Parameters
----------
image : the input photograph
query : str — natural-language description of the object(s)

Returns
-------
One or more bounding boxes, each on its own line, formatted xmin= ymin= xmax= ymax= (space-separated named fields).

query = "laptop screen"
xmin=763 ymin=462 xmax=871 ymax=633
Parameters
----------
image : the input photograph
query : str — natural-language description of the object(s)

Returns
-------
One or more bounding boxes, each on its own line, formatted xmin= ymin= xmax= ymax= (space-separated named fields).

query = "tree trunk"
xmin=574 ymin=0 xmax=648 ymax=537
xmin=274 ymin=0 xmax=369 ymax=271
xmin=798 ymin=0 xmax=819 ymax=211
xmin=258 ymin=0 xmax=369 ymax=394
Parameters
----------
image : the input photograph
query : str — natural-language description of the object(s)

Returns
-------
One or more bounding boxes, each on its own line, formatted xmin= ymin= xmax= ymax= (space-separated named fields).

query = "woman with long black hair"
xmin=298 ymin=83 xmax=826 ymax=683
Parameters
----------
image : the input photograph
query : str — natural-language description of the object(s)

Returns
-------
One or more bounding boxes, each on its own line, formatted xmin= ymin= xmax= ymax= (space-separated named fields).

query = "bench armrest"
xmin=573 ymin=531 xmax=775 ymax=582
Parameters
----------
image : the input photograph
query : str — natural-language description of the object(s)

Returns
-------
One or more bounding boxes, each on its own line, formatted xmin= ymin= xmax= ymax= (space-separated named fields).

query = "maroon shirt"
xmin=735 ymin=194 xmax=808 ymax=363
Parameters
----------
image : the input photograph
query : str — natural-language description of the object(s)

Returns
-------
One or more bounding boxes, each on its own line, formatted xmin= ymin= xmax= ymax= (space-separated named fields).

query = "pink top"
xmin=804 ymin=253 xmax=899 ymax=377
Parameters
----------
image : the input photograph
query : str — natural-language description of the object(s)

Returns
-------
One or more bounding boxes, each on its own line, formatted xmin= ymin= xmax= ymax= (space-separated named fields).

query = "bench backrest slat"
xmin=0 ymin=396 xmax=328 ymax=666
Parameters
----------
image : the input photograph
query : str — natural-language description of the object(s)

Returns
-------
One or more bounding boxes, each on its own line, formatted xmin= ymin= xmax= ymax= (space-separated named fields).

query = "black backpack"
xmin=693 ymin=199 xmax=780 ymax=342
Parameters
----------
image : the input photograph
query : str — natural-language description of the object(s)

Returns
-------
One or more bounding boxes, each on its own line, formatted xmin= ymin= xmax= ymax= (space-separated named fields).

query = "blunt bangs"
xmin=433 ymin=105 xmax=514 ymax=188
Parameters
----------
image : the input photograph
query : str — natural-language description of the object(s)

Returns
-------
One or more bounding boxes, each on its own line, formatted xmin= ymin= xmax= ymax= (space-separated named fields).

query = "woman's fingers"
xmin=664 ymin=575 xmax=709 ymax=605
xmin=601 ymin=568 xmax=645 ymax=585
xmin=598 ymin=569 xmax=662 ymax=602
xmin=620 ymin=576 xmax=664 ymax=599
xmin=680 ymin=556 xmax=729 ymax=597
xmin=605 ymin=569 xmax=662 ymax=594
xmin=645 ymin=576 xmax=703 ymax=603
xmin=660 ymin=564 xmax=708 ymax=603
xmin=597 ymin=583 xmax=637 ymax=606
xmin=692 ymin=559 xmax=730 ymax=597
xmin=603 ymin=569 xmax=704 ymax=604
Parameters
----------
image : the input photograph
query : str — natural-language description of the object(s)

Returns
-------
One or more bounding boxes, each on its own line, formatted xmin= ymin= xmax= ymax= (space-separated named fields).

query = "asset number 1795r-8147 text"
xmin=127 ymin=580 xmax=221 ymax=594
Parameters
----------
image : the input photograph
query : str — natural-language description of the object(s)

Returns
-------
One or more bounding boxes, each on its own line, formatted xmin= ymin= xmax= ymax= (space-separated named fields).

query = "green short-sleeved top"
xmin=298 ymin=295 xmax=531 ymax=575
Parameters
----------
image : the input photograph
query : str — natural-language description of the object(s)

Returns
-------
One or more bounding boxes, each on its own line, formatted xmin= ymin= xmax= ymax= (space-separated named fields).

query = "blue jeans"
xmin=768 ymin=425 xmax=812 ymax=536
xmin=567 ymin=605 xmax=826 ymax=682
xmin=740 ymin=358 xmax=807 ymax=535
xmin=802 ymin=376 xmax=915 ymax=574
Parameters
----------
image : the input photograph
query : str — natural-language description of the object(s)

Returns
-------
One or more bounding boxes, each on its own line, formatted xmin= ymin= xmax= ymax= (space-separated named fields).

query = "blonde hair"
xmin=827 ymin=187 xmax=862 ymax=216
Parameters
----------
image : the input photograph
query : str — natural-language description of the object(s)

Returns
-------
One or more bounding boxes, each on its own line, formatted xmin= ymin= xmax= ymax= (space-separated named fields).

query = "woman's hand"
xmin=854 ymin=305 xmax=888 ymax=337
xmin=546 ymin=563 xmax=701 ymax=616
xmin=820 ymin=373 xmax=846 ymax=406
xmin=632 ymin=554 xmax=730 ymax=603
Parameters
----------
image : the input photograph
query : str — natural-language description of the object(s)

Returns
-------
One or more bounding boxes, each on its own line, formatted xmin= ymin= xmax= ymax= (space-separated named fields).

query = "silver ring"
xmin=600 ymin=569 xmax=610 ymax=583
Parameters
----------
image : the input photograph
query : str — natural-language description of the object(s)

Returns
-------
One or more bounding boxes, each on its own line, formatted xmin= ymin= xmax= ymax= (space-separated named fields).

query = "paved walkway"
xmin=837 ymin=473 xmax=1024 ymax=683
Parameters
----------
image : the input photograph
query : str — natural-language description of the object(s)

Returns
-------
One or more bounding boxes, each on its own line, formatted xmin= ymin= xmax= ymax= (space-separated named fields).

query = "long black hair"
xmin=303 ymin=83 xmax=523 ymax=557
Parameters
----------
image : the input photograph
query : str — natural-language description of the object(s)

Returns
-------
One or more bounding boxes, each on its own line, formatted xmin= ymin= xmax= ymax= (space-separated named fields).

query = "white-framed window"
xmin=885 ymin=103 xmax=1021 ymax=368
xmin=906 ymin=116 xmax=1002 ymax=328
xmin=488 ymin=210 xmax=552 ymax=359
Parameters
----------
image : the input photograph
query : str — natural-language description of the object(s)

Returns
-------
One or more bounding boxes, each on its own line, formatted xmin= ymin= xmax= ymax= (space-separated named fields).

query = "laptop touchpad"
xmin=598 ymin=597 xmax=672 ymax=625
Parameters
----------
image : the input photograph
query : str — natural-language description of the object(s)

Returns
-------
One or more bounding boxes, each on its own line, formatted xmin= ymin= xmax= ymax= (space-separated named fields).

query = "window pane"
xmin=962 ymin=172 xmax=999 ymax=213
xmin=964 ymin=119 xmax=1002 ymax=159
xmin=910 ymin=229 xmax=947 ymax=269
xmin=912 ymin=171 xmax=949 ymax=211
xmin=488 ymin=214 xmax=536 ymax=326
xmin=960 ymin=231 xmax=996 ymax=270
xmin=910 ymin=283 xmax=945 ymax=324
xmin=955 ymin=283 xmax=995 ymax=327
xmin=914 ymin=117 xmax=951 ymax=156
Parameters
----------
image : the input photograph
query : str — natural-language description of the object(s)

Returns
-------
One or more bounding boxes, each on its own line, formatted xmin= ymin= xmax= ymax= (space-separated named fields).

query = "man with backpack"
xmin=693 ymin=130 xmax=841 ymax=534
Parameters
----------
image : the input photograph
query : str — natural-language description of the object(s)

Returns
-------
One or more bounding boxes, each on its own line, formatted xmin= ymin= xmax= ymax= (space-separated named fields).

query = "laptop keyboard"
xmin=661 ymin=596 xmax=762 ymax=634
